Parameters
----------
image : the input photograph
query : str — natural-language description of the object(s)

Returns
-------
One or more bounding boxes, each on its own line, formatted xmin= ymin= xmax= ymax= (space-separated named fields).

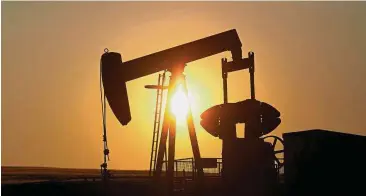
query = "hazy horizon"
xmin=2 ymin=2 xmax=366 ymax=170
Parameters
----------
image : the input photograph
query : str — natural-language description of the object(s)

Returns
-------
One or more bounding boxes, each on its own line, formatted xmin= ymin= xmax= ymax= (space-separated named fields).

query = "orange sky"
xmin=2 ymin=2 xmax=366 ymax=170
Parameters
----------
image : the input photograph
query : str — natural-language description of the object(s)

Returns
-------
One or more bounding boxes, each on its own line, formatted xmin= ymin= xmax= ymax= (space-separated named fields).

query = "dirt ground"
xmin=2 ymin=166 xmax=148 ymax=184
xmin=1 ymin=166 xmax=224 ymax=196
xmin=1 ymin=167 xmax=153 ymax=196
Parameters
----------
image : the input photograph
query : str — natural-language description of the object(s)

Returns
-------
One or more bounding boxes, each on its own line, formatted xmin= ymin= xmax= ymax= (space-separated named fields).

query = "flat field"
xmin=1 ymin=167 xmax=160 ymax=196
xmin=2 ymin=166 xmax=149 ymax=184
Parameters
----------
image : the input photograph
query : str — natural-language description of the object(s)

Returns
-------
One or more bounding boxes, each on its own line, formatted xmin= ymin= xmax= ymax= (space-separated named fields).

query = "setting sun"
xmin=171 ymin=84 xmax=189 ymax=119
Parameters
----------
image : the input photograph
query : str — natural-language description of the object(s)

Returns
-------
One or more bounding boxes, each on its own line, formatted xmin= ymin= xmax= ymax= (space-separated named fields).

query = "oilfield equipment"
xmin=99 ymin=29 xmax=282 ymax=194
xmin=145 ymin=71 xmax=168 ymax=177
xmin=98 ymin=29 xmax=366 ymax=196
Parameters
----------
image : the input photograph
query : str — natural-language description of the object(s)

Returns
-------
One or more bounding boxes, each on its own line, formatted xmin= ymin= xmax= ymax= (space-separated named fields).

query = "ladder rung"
xmin=149 ymin=73 xmax=167 ymax=175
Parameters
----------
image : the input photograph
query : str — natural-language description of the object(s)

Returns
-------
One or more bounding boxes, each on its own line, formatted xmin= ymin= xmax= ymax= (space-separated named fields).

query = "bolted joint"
xmin=104 ymin=149 xmax=110 ymax=155
xmin=249 ymin=65 xmax=254 ymax=73
xmin=101 ymin=162 xmax=107 ymax=168
xmin=221 ymin=58 xmax=228 ymax=79
xmin=248 ymin=51 xmax=255 ymax=72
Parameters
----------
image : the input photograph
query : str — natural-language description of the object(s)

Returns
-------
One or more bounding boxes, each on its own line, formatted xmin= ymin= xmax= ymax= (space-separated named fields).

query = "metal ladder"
xmin=149 ymin=72 xmax=166 ymax=176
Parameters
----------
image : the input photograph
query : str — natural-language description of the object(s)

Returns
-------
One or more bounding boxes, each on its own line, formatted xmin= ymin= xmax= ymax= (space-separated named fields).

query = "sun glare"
xmin=171 ymin=85 xmax=189 ymax=119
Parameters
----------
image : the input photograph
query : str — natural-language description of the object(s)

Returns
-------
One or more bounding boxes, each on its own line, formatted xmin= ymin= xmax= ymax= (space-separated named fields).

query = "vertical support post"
xmin=168 ymin=115 xmax=176 ymax=194
xmin=220 ymin=57 xmax=237 ymax=182
xmin=246 ymin=51 xmax=260 ymax=139
xmin=222 ymin=58 xmax=228 ymax=104
xmin=155 ymin=75 xmax=176 ymax=178
xmin=162 ymin=72 xmax=168 ymax=173
xmin=181 ymin=75 xmax=204 ymax=179
xmin=249 ymin=52 xmax=255 ymax=100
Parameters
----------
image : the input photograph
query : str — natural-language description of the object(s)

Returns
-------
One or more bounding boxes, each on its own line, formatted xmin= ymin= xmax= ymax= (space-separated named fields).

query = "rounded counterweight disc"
xmin=200 ymin=99 xmax=281 ymax=138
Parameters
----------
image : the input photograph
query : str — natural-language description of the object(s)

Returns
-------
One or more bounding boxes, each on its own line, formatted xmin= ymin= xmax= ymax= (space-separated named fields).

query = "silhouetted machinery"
xmin=100 ymin=29 xmax=284 ymax=196
xmin=200 ymin=64 xmax=282 ymax=196
xmin=283 ymin=130 xmax=366 ymax=196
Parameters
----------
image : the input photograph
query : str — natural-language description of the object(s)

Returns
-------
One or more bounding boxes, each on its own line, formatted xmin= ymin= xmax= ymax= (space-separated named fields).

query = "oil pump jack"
xmin=100 ymin=29 xmax=282 ymax=196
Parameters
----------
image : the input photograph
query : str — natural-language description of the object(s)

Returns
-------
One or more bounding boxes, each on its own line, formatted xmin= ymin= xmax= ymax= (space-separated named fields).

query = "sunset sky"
xmin=2 ymin=2 xmax=366 ymax=170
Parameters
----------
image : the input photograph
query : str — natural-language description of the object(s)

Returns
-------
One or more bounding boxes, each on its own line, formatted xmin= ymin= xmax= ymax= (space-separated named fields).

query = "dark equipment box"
xmin=283 ymin=129 xmax=366 ymax=196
